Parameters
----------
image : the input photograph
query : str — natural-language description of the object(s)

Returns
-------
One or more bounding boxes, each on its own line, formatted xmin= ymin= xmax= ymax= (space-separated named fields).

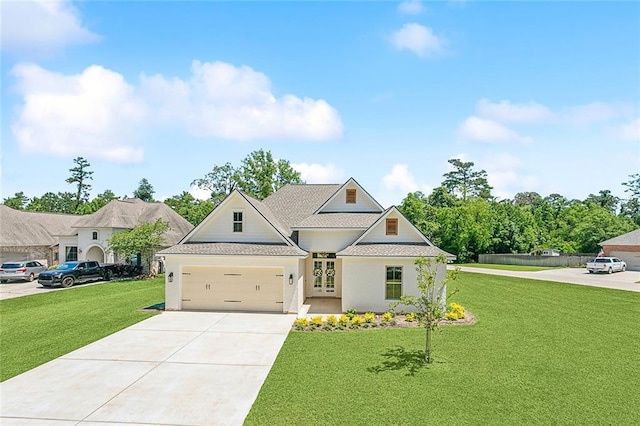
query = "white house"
xmin=159 ymin=178 xmax=455 ymax=314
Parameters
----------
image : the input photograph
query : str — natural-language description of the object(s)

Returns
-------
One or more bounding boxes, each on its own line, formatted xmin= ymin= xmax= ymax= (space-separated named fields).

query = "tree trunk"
xmin=425 ymin=326 xmax=433 ymax=364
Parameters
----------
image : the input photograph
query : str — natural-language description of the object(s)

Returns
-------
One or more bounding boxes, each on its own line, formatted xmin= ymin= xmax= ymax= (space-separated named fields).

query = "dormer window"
xmin=386 ymin=218 xmax=398 ymax=236
xmin=92 ymin=230 xmax=99 ymax=240
xmin=233 ymin=211 xmax=244 ymax=232
xmin=346 ymin=189 xmax=356 ymax=204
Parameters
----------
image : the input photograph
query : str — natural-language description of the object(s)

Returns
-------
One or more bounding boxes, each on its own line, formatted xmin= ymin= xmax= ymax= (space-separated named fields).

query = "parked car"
xmin=586 ymin=257 xmax=626 ymax=274
xmin=38 ymin=261 xmax=107 ymax=288
xmin=0 ymin=261 xmax=47 ymax=283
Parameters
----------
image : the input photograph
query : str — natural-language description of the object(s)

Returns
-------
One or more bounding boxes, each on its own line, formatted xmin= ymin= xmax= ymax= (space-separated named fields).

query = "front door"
xmin=312 ymin=260 xmax=336 ymax=296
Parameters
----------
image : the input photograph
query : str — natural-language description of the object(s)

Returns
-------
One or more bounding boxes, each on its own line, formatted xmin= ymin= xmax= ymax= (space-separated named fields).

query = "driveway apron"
xmin=0 ymin=312 xmax=295 ymax=426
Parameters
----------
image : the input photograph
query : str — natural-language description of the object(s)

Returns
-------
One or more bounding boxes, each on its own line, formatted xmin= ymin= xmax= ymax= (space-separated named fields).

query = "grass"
xmin=0 ymin=277 xmax=164 ymax=382
xmin=456 ymin=263 xmax=561 ymax=272
xmin=246 ymin=272 xmax=640 ymax=425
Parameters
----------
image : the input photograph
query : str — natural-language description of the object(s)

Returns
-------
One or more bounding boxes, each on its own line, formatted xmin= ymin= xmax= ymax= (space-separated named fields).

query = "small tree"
xmin=133 ymin=178 xmax=156 ymax=202
xmin=106 ymin=219 xmax=169 ymax=276
xmin=389 ymin=254 xmax=458 ymax=364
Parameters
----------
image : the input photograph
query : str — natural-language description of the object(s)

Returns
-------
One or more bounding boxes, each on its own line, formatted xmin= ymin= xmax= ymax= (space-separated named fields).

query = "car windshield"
xmin=55 ymin=263 xmax=78 ymax=270
xmin=1 ymin=263 xmax=23 ymax=269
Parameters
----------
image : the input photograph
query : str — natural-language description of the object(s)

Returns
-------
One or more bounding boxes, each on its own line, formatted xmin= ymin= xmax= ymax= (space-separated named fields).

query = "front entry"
xmin=312 ymin=259 xmax=336 ymax=296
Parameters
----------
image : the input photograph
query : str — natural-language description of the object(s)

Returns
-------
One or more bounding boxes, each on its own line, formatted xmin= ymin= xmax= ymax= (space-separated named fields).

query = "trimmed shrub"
xmin=345 ymin=308 xmax=357 ymax=320
xmin=295 ymin=318 xmax=309 ymax=330
xmin=326 ymin=315 xmax=338 ymax=327
xmin=364 ymin=312 xmax=375 ymax=323
xmin=445 ymin=302 xmax=466 ymax=321
xmin=339 ymin=314 xmax=350 ymax=326
xmin=405 ymin=312 xmax=416 ymax=322
xmin=310 ymin=316 xmax=324 ymax=327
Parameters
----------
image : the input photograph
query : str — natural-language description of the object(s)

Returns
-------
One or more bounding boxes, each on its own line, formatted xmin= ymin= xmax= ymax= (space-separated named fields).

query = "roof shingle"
xmin=158 ymin=242 xmax=307 ymax=256
xmin=293 ymin=213 xmax=381 ymax=229
xmin=600 ymin=229 xmax=640 ymax=246
xmin=337 ymin=243 xmax=455 ymax=259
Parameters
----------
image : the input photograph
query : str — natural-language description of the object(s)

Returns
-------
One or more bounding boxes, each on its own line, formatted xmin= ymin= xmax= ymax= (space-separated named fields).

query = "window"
xmin=65 ymin=246 xmax=78 ymax=261
xmin=386 ymin=266 xmax=402 ymax=299
xmin=346 ymin=189 xmax=356 ymax=204
xmin=233 ymin=211 xmax=243 ymax=232
xmin=386 ymin=218 xmax=398 ymax=235
xmin=92 ymin=230 xmax=98 ymax=240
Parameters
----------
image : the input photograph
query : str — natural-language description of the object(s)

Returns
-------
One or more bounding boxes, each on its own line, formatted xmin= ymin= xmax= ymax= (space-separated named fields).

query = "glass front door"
xmin=312 ymin=260 xmax=336 ymax=296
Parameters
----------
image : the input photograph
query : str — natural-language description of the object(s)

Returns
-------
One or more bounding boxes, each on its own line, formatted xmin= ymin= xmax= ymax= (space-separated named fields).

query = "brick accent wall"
xmin=602 ymin=245 xmax=640 ymax=256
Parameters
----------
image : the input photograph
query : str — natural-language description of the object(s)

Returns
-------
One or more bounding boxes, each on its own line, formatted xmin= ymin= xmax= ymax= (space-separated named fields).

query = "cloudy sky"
xmin=1 ymin=0 xmax=638 ymax=207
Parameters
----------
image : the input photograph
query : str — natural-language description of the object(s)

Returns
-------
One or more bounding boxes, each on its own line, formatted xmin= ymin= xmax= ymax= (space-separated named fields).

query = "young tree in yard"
xmin=2 ymin=192 xmax=29 ymax=210
xmin=442 ymin=158 xmax=493 ymax=201
xmin=106 ymin=219 xmax=169 ymax=276
xmin=66 ymin=157 xmax=93 ymax=211
xmin=133 ymin=178 xmax=155 ymax=202
xmin=389 ymin=255 xmax=458 ymax=364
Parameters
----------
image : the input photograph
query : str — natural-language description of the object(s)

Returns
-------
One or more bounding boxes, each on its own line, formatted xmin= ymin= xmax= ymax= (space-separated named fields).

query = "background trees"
xmin=65 ymin=157 xmax=93 ymax=212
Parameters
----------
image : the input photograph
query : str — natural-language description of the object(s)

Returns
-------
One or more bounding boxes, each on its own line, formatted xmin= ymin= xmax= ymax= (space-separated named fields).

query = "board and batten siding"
xmin=189 ymin=199 xmax=284 ymax=244
xmin=297 ymin=229 xmax=364 ymax=253
xmin=359 ymin=213 xmax=424 ymax=244
xmin=164 ymin=255 xmax=303 ymax=313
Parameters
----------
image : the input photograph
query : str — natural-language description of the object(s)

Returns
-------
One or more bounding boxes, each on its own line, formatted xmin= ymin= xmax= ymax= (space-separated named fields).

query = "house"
xmin=0 ymin=205 xmax=76 ymax=265
xmin=159 ymin=178 xmax=455 ymax=314
xmin=600 ymin=229 xmax=640 ymax=271
xmin=57 ymin=199 xmax=194 ymax=266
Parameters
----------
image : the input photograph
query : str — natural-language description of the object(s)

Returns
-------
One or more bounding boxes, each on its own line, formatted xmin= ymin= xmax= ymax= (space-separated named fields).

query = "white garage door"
xmin=611 ymin=251 xmax=640 ymax=271
xmin=181 ymin=266 xmax=284 ymax=312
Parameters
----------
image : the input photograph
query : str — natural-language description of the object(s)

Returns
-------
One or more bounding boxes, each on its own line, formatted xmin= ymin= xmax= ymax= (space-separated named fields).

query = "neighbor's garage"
xmin=181 ymin=266 xmax=284 ymax=312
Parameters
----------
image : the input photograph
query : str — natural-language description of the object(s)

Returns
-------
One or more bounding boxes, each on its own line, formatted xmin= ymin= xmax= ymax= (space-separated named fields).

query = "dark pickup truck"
xmin=38 ymin=261 xmax=109 ymax=288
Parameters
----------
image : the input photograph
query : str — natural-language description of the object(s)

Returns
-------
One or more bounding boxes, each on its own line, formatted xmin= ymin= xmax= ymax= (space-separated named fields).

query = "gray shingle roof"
xmin=0 ymin=205 xmax=77 ymax=247
xmin=157 ymin=242 xmax=307 ymax=256
xmin=72 ymin=199 xmax=193 ymax=245
xmin=337 ymin=243 xmax=455 ymax=259
xmin=293 ymin=213 xmax=381 ymax=229
xmin=238 ymin=191 xmax=294 ymax=244
xmin=600 ymin=229 xmax=640 ymax=246
xmin=262 ymin=184 xmax=341 ymax=232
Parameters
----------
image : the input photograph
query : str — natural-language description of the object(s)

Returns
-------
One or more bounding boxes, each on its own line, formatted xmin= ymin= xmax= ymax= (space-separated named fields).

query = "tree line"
xmin=3 ymin=153 xmax=637 ymax=262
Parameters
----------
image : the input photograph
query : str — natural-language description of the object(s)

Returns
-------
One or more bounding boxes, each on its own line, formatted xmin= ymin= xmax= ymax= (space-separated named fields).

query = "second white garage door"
xmin=182 ymin=266 xmax=284 ymax=312
xmin=610 ymin=251 xmax=640 ymax=271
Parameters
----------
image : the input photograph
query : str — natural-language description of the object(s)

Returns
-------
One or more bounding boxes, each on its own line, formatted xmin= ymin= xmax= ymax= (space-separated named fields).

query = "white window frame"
xmin=233 ymin=210 xmax=244 ymax=233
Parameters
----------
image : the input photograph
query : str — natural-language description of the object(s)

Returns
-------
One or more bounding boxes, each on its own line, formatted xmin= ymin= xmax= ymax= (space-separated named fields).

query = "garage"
xmin=181 ymin=266 xmax=284 ymax=312
xmin=610 ymin=251 xmax=640 ymax=271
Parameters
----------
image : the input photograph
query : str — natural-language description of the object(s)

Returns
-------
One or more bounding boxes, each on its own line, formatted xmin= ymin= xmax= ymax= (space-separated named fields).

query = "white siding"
xmin=359 ymin=212 xmax=425 ymax=244
xmin=164 ymin=255 xmax=302 ymax=313
xmin=320 ymin=182 xmax=381 ymax=213
xmin=341 ymin=258 xmax=446 ymax=313
xmin=298 ymin=229 xmax=363 ymax=252
xmin=189 ymin=197 xmax=284 ymax=244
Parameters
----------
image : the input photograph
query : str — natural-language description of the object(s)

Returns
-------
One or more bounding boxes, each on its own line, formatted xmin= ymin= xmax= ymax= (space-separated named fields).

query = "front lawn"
xmin=457 ymin=263 xmax=561 ymax=272
xmin=247 ymin=273 xmax=640 ymax=425
xmin=0 ymin=277 xmax=164 ymax=382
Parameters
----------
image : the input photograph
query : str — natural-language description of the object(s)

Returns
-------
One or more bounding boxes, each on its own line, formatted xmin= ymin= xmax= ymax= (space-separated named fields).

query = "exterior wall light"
xmin=289 ymin=274 xmax=294 ymax=285
xmin=168 ymin=272 xmax=174 ymax=283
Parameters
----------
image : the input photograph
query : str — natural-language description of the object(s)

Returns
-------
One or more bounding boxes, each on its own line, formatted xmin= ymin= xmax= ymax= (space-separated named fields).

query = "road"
xmin=451 ymin=266 xmax=640 ymax=293
xmin=0 ymin=279 xmax=106 ymax=300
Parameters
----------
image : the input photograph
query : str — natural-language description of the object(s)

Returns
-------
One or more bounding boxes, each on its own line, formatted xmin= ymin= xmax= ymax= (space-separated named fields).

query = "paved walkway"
xmin=452 ymin=266 xmax=640 ymax=293
xmin=0 ymin=312 xmax=295 ymax=426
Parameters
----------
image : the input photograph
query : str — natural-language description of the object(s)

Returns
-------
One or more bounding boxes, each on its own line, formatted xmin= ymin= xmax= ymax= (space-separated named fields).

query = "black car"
xmin=38 ymin=261 xmax=107 ymax=288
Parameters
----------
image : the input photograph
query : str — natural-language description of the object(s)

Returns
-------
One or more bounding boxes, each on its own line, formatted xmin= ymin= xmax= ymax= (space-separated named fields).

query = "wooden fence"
xmin=478 ymin=253 xmax=597 ymax=267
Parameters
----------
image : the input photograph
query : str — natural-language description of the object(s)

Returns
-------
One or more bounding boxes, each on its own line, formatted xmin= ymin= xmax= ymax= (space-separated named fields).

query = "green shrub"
xmin=364 ymin=312 xmax=375 ymax=323
xmin=345 ymin=308 xmax=357 ymax=319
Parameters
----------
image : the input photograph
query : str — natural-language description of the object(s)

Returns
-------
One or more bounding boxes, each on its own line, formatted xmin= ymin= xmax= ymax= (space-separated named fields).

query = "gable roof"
xmin=0 ymin=205 xmax=78 ymax=247
xmin=72 ymin=199 xmax=193 ymax=245
xmin=600 ymin=229 xmax=640 ymax=246
xmin=312 ymin=177 xmax=383 ymax=214
xmin=350 ymin=206 xmax=431 ymax=246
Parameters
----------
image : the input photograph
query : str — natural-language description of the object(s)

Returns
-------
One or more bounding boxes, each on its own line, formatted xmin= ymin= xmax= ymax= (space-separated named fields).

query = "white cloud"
xmin=457 ymin=116 xmax=533 ymax=144
xmin=619 ymin=118 xmax=640 ymax=141
xmin=1 ymin=0 xmax=99 ymax=55
xmin=398 ymin=1 xmax=424 ymax=15
xmin=140 ymin=61 xmax=344 ymax=141
xmin=390 ymin=23 xmax=445 ymax=58
xmin=481 ymin=154 xmax=540 ymax=200
xmin=378 ymin=164 xmax=432 ymax=207
xmin=477 ymin=99 xmax=551 ymax=123
xmin=11 ymin=63 xmax=147 ymax=163
xmin=189 ymin=185 xmax=211 ymax=201
xmin=292 ymin=163 xmax=344 ymax=184
xmin=561 ymin=102 xmax=635 ymax=126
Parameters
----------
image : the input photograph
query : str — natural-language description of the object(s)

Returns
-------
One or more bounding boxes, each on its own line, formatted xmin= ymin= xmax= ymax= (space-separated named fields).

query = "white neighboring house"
xmin=56 ymin=199 xmax=194 ymax=268
xmin=159 ymin=178 xmax=455 ymax=314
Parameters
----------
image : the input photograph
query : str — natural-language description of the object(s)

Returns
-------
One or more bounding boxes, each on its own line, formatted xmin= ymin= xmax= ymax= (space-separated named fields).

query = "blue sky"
xmin=1 ymin=0 xmax=639 ymax=207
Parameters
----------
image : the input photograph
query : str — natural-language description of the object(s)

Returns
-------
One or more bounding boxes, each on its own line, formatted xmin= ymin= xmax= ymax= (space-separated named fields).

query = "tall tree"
xmin=133 ymin=178 xmax=155 ymax=202
xmin=164 ymin=192 xmax=216 ymax=226
xmin=2 ymin=192 xmax=29 ymax=210
xmin=106 ymin=219 xmax=169 ymax=275
xmin=441 ymin=158 xmax=493 ymax=201
xmin=513 ymin=191 xmax=543 ymax=207
xmin=621 ymin=174 xmax=640 ymax=225
xmin=77 ymin=190 xmax=120 ymax=214
xmin=236 ymin=149 xmax=303 ymax=199
xmin=585 ymin=190 xmax=619 ymax=214
xmin=191 ymin=162 xmax=238 ymax=205
xmin=65 ymin=157 xmax=93 ymax=211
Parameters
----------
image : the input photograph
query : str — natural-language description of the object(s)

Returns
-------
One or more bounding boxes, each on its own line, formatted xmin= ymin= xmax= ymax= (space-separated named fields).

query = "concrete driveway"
xmin=454 ymin=266 xmax=640 ymax=293
xmin=0 ymin=311 xmax=295 ymax=426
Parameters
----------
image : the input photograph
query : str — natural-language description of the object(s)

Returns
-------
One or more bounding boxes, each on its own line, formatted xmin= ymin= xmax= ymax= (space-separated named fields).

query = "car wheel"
xmin=0 ymin=279 xmax=7 ymax=283
xmin=61 ymin=276 xmax=75 ymax=288
xmin=608 ymin=268 xmax=613 ymax=274
xmin=622 ymin=266 xmax=626 ymax=272
xmin=28 ymin=273 xmax=35 ymax=282
xmin=588 ymin=270 xmax=593 ymax=274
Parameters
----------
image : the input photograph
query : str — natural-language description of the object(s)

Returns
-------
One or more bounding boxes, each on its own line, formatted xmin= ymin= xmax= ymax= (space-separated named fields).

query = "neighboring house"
xmin=159 ymin=178 xmax=455 ymax=314
xmin=57 ymin=199 xmax=194 ymax=266
xmin=600 ymin=229 xmax=640 ymax=271
xmin=0 ymin=205 xmax=76 ymax=266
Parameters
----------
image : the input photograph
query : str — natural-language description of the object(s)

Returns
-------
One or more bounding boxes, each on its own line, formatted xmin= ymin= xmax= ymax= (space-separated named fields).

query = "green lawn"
xmin=0 ymin=277 xmax=164 ymax=382
xmin=247 ymin=273 xmax=640 ymax=425
xmin=457 ymin=263 xmax=561 ymax=272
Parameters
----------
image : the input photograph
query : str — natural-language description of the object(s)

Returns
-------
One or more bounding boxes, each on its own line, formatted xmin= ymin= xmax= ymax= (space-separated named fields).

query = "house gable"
xmin=314 ymin=178 xmax=383 ymax=214
xmin=356 ymin=207 xmax=429 ymax=245
xmin=183 ymin=191 xmax=290 ymax=245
